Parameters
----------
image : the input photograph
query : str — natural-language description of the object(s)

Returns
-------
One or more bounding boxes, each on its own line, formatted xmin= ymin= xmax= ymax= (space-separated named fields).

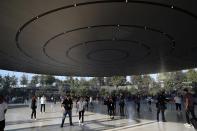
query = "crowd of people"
xmin=57 ymin=89 xmax=197 ymax=128
xmin=0 ymin=88 xmax=197 ymax=130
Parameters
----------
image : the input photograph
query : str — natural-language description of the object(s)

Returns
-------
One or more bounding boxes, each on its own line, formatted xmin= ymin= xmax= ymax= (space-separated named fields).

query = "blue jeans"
xmin=61 ymin=110 xmax=72 ymax=126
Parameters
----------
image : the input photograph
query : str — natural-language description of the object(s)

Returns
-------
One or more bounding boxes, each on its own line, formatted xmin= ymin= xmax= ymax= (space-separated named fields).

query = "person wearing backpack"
xmin=76 ymin=97 xmax=87 ymax=125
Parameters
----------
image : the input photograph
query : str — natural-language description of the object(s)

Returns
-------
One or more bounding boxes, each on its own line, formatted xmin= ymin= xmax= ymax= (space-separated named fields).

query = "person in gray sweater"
xmin=76 ymin=97 xmax=87 ymax=125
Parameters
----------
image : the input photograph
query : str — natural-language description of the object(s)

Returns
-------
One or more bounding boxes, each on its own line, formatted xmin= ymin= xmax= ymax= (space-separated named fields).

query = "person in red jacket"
xmin=183 ymin=88 xmax=197 ymax=127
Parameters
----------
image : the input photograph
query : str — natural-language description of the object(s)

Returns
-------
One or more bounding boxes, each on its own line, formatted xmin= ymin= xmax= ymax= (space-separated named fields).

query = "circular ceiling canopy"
xmin=0 ymin=0 xmax=197 ymax=76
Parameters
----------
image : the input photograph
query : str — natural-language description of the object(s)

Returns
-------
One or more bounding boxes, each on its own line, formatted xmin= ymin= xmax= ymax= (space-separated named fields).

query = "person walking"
xmin=60 ymin=95 xmax=73 ymax=127
xmin=31 ymin=96 xmax=37 ymax=120
xmin=105 ymin=96 xmax=110 ymax=115
xmin=40 ymin=95 xmax=46 ymax=113
xmin=183 ymin=88 xmax=197 ymax=128
xmin=0 ymin=95 xmax=8 ymax=131
xmin=156 ymin=91 xmax=167 ymax=122
xmin=76 ymin=97 xmax=86 ymax=125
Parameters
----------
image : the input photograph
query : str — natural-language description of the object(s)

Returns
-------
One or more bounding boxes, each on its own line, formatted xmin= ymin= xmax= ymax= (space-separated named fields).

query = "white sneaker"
xmin=79 ymin=120 xmax=81 ymax=125
xmin=34 ymin=119 xmax=37 ymax=120
xmin=184 ymin=123 xmax=192 ymax=127
xmin=81 ymin=123 xmax=84 ymax=126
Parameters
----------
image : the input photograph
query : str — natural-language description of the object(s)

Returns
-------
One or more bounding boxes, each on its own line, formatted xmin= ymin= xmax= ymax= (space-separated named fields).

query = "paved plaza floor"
xmin=4 ymin=102 xmax=196 ymax=131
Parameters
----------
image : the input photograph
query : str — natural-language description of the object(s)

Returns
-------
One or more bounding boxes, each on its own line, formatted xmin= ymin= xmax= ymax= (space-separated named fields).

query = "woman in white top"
xmin=76 ymin=97 xmax=87 ymax=125
xmin=40 ymin=95 xmax=46 ymax=113
xmin=174 ymin=94 xmax=182 ymax=111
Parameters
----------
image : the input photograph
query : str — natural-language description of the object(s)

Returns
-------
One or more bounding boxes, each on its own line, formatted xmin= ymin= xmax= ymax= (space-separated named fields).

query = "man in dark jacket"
xmin=119 ymin=96 xmax=125 ymax=116
xmin=60 ymin=95 xmax=73 ymax=127
xmin=108 ymin=97 xmax=115 ymax=119
xmin=135 ymin=94 xmax=141 ymax=113
xmin=156 ymin=91 xmax=167 ymax=122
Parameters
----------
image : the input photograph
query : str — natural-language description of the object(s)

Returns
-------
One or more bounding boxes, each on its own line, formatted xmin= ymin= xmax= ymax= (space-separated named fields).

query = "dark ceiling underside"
xmin=0 ymin=0 xmax=197 ymax=76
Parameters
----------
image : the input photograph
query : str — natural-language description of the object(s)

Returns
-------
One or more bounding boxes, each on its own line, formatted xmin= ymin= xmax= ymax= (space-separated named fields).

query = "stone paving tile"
xmin=4 ymin=102 xmax=197 ymax=131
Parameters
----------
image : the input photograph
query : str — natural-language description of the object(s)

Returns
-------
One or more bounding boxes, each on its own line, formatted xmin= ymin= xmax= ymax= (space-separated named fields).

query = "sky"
xmin=0 ymin=69 xmax=158 ymax=82
xmin=0 ymin=69 xmax=64 ymax=81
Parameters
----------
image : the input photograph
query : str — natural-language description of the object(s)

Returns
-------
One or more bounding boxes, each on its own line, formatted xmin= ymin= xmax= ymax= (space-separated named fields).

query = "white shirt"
xmin=77 ymin=101 xmax=86 ymax=111
xmin=0 ymin=102 xmax=8 ymax=121
xmin=90 ymin=97 xmax=93 ymax=103
xmin=174 ymin=96 xmax=181 ymax=104
xmin=40 ymin=97 xmax=46 ymax=104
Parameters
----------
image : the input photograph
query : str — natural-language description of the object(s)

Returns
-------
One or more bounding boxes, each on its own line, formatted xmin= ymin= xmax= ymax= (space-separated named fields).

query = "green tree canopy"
xmin=30 ymin=75 xmax=39 ymax=86
xmin=10 ymin=75 xmax=18 ymax=87
xmin=79 ymin=78 xmax=90 ymax=87
xmin=110 ymin=76 xmax=126 ymax=87
xmin=186 ymin=69 xmax=197 ymax=82
xmin=89 ymin=77 xmax=98 ymax=87
xmin=130 ymin=75 xmax=154 ymax=93
xmin=20 ymin=74 xmax=28 ymax=87
xmin=39 ymin=75 xmax=45 ymax=86
xmin=45 ymin=75 xmax=56 ymax=85
xmin=104 ymin=77 xmax=112 ymax=86
xmin=2 ymin=75 xmax=11 ymax=89
xmin=157 ymin=71 xmax=186 ymax=92
xmin=131 ymin=75 xmax=143 ymax=85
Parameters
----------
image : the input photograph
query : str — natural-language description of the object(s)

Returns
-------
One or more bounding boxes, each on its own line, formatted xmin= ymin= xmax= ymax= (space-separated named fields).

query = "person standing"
xmin=40 ymin=95 xmax=46 ymax=113
xmin=108 ymin=97 xmax=115 ymax=119
xmin=183 ymin=88 xmax=197 ymax=127
xmin=0 ymin=95 xmax=8 ymax=131
xmin=60 ymin=95 xmax=73 ymax=127
xmin=31 ymin=96 xmax=37 ymax=120
xmin=89 ymin=96 xmax=92 ymax=104
xmin=135 ymin=94 xmax=141 ymax=113
xmin=174 ymin=93 xmax=182 ymax=112
xmin=85 ymin=96 xmax=89 ymax=111
xmin=119 ymin=96 xmax=125 ymax=116
xmin=76 ymin=97 xmax=86 ymax=125
xmin=156 ymin=91 xmax=167 ymax=122
xmin=89 ymin=96 xmax=94 ymax=111
xmin=54 ymin=97 xmax=56 ymax=104
xmin=112 ymin=95 xmax=117 ymax=115
xmin=147 ymin=96 xmax=152 ymax=112
xmin=105 ymin=96 xmax=110 ymax=115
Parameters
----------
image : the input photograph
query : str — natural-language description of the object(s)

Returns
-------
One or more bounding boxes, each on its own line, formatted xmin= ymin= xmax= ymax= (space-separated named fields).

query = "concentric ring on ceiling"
xmin=65 ymin=39 xmax=150 ymax=66
xmin=43 ymin=24 xmax=174 ymax=66
xmin=13 ymin=0 xmax=197 ymax=76
xmin=87 ymin=49 xmax=129 ymax=62
xmin=16 ymin=0 xmax=197 ymax=61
